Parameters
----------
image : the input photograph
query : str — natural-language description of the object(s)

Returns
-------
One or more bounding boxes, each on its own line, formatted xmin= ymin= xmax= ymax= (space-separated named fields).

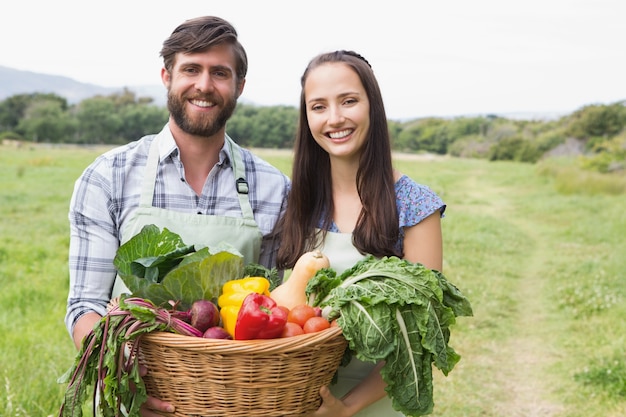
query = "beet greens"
xmin=57 ymin=295 xmax=201 ymax=417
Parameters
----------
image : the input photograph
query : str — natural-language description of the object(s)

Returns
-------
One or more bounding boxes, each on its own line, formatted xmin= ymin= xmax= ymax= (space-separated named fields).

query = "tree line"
xmin=1 ymin=89 xmax=624 ymax=172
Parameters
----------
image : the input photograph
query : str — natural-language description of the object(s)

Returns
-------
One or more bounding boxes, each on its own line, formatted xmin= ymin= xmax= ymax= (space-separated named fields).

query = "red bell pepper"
xmin=234 ymin=293 xmax=288 ymax=340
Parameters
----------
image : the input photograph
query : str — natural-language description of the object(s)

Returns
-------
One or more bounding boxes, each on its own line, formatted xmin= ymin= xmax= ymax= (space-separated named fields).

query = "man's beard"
xmin=167 ymin=90 xmax=237 ymax=137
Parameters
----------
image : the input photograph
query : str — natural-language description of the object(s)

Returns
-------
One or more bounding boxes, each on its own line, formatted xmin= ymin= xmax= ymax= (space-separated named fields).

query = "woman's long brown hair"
xmin=276 ymin=51 xmax=401 ymax=269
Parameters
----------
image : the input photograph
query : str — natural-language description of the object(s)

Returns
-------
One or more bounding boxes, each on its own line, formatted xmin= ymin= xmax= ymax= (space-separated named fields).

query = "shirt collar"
xmin=155 ymin=123 xmax=178 ymax=161
xmin=155 ymin=123 xmax=233 ymax=168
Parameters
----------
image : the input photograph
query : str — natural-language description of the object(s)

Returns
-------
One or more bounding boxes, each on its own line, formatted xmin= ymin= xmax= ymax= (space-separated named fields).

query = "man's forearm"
xmin=72 ymin=312 xmax=102 ymax=349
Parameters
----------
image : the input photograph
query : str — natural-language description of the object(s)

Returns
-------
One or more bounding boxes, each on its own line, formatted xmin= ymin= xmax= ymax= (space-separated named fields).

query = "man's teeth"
xmin=191 ymin=100 xmax=214 ymax=107
xmin=329 ymin=130 xmax=351 ymax=139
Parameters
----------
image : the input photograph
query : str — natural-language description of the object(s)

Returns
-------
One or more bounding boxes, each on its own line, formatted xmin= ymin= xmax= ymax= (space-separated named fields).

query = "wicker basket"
xmin=138 ymin=326 xmax=348 ymax=417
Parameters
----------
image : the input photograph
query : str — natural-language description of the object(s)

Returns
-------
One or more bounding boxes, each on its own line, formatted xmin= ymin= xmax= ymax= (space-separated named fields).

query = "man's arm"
xmin=71 ymin=312 xmax=102 ymax=349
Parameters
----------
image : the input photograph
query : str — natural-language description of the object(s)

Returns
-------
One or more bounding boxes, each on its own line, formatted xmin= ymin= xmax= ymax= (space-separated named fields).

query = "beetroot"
xmin=58 ymin=296 xmax=203 ymax=416
xmin=190 ymin=299 xmax=220 ymax=333
xmin=203 ymin=326 xmax=232 ymax=339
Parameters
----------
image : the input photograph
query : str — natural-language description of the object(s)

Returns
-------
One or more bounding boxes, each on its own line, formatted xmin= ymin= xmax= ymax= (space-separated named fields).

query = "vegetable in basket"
xmin=218 ymin=276 xmax=271 ymax=305
xmin=270 ymin=249 xmax=330 ymax=309
xmin=189 ymin=299 xmax=220 ymax=332
xmin=113 ymin=224 xmax=246 ymax=310
xmin=58 ymin=226 xmax=275 ymax=416
xmin=57 ymin=296 xmax=203 ymax=417
xmin=234 ymin=293 xmax=288 ymax=340
xmin=306 ymin=255 xmax=473 ymax=417
xmin=218 ymin=276 xmax=272 ymax=336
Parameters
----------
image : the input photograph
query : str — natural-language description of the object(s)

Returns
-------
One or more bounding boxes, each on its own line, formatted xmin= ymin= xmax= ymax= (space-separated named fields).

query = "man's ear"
xmin=236 ymin=78 xmax=246 ymax=98
xmin=161 ymin=67 xmax=171 ymax=88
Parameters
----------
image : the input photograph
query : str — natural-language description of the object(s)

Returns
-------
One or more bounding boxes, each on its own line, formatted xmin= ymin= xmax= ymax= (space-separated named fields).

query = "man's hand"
xmin=138 ymin=365 xmax=175 ymax=416
xmin=140 ymin=396 xmax=175 ymax=416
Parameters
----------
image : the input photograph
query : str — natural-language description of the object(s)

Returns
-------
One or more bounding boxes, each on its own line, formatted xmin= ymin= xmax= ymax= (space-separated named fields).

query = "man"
xmin=65 ymin=16 xmax=290 ymax=415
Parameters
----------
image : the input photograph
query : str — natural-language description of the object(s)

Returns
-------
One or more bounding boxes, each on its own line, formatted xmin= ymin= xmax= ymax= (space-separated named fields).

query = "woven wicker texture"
xmin=139 ymin=326 xmax=348 ymax=417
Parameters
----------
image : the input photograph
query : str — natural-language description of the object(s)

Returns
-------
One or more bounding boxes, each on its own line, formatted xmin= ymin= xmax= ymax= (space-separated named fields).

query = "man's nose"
xmin=195 ymin=72 xmax=215 ymax=92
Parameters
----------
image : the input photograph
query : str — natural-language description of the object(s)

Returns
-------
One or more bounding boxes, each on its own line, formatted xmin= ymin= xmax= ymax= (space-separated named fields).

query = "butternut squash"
xmin=270 ymin=250 xmax=330 ymax=309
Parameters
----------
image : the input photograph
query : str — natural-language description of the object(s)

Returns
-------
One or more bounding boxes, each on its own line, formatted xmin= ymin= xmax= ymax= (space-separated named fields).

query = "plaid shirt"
xmin=65 ymin=125 xmax=290 ymax=336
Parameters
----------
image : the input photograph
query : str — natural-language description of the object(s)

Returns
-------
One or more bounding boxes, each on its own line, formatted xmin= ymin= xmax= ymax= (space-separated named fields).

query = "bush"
xmin=448 ymin=134 xmax=490 ymax=158
xmin=579 ymin=132 xmax=626 ymax=173
xmin=0 ymin=131 xmax=24 ymax=140
xmin=566 ymin=102 xmax=626 ymax=140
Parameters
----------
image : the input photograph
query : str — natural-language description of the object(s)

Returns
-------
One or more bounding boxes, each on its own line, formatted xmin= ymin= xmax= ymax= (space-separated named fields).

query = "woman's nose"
xmin=328 ymin=106 xmax=345 ymax=125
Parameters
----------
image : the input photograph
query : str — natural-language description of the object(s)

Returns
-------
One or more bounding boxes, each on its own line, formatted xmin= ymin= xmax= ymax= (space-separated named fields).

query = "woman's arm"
xmin=402 ymin=211 xmax=443 ymax=271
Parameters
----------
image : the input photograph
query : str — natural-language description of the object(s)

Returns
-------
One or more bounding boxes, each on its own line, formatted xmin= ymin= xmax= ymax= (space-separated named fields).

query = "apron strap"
xmin=139 ymin=135 xmax=160 ymax=207
xmin=226 ymin=135 xmax=255 ymax=221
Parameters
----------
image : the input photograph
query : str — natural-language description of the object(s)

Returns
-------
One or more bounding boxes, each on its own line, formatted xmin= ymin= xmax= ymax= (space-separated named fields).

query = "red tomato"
xmin=277 ymin=305 xmax=290 ymax=317
xmin=303 ymin=316 xmax=331 ymax=334
xmin=287 ymin=305 xmax=317 ymax=328
xmin=280 ymin=322 xmax=304 ymax=338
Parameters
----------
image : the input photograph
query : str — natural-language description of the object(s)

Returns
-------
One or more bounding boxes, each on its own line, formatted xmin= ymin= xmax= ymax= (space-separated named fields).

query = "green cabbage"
xmin=113 ymin=224 xmax=245 ymax=310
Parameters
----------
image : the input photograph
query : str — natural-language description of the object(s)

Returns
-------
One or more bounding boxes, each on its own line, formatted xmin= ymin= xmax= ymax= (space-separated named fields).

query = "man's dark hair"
xmin=160 ymin=16 xmax=248 ymax=84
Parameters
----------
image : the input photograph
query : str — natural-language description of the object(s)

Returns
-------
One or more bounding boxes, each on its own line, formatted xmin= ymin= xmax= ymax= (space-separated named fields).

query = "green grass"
xmin=1 ymin=146 xmax=625 ymax=416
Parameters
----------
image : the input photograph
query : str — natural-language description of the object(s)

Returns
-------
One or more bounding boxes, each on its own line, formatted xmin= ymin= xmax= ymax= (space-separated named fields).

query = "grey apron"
xmin=112 ymin=135 xmax=262 ymax=297
xmin=315 ymin=231 xmax=404 ymax=417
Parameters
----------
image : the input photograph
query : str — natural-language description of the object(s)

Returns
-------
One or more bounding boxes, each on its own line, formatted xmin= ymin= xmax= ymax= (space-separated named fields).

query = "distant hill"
xmin=0 ymin=65 xmax=166 ymax=106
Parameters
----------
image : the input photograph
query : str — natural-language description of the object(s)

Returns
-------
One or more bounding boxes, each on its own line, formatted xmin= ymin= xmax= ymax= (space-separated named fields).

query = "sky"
xmin=1 ymin=0 xmax=624 ymax=120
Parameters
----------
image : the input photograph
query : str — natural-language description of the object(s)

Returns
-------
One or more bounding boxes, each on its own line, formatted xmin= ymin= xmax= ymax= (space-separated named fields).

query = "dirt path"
xmin=487 ymin=190 xmax=565 ymax=416
xmin=493 ymin=232 xmax=564 ymax=416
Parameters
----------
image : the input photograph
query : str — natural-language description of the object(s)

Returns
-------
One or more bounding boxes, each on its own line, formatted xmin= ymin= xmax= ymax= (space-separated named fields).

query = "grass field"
xmin=1 ymin=144 xmax=625 ymax=417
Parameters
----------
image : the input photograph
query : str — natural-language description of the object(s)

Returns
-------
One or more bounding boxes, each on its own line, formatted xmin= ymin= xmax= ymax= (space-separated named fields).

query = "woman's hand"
xmin=310 ymin=362 xmax=387 ymax=417
xmin=309 ymin=386 xmax=350 ymax=417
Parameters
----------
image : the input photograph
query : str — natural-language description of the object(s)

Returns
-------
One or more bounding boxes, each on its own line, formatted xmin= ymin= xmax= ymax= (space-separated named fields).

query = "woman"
xmin=276 ymin=50 xmax=446 ymax=416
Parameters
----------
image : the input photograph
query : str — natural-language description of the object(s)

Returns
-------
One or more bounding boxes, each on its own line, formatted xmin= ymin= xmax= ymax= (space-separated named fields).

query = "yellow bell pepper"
xmin=218 ymin=276 xmax=271 ymax=337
